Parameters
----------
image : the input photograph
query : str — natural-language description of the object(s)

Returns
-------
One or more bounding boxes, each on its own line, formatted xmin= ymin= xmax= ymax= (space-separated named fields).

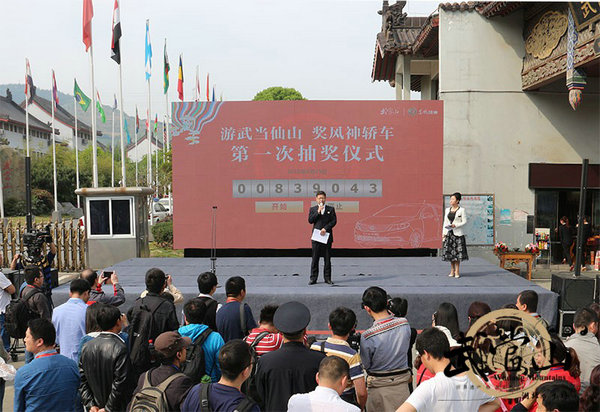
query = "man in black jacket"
xmin=308 ymin=191 xmax=337 ymax=285
xmin=127 ymin=268 xmax=180 ymax=374
xmin=254 ymin=301 xmax=326 ymax=411
xmin=79 ymin=303 xmax=133 ymax=412
xmin=21 ymin=266 xmax=51 ymax=364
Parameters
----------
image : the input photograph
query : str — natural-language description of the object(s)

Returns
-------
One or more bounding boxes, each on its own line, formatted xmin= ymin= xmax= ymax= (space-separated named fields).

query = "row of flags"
xmin=26 ymin=1 xmax=220 ymax=151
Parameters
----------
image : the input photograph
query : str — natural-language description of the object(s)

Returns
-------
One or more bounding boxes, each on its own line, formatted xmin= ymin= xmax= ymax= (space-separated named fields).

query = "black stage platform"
xmin=52 ymin=257 xmax=558 ymax=332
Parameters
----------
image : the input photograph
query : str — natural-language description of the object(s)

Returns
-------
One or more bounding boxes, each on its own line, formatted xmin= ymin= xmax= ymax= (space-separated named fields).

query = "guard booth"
xmin=75 ymin=187 xmax=154 ymax=268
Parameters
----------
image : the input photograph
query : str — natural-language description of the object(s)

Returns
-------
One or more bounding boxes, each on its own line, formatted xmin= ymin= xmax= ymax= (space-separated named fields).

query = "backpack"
xmin=5 ymin=288 xmax=42 ymax=339
xmin=240 ymin=331 xmax=270 ymax=400
xmin=181 ymin=328 xmax=213 ymax=384
xmin=129 ymin=369 xmax=185 ymax=412
xmin=128 ymin=297 xmax=165 ymax=375
xmin=199 ymin=383 xmax=256 ymax=412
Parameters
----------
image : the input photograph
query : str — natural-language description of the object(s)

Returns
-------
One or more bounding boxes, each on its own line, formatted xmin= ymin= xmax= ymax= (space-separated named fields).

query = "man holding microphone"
xmin=308 ymin=191 xmax=337 ymax=285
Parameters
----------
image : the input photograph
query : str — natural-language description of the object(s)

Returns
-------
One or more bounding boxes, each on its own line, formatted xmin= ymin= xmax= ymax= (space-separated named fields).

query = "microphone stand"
xmin=210 ymin=206 xmax=217 ymax=274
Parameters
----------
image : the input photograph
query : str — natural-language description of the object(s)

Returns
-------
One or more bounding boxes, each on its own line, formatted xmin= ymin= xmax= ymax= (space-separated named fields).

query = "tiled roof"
xmin=439 ymin=2 xmax=479 ymax=12
xmin=0 ymin=95 xmax=52 ymax=132
xmin=125 ymin=130 xmax=164 ymax=152
xmin=23 ymin=95 xmax=92 ymax=134
xmin=477 ymin=1 xmax=524 ymax=17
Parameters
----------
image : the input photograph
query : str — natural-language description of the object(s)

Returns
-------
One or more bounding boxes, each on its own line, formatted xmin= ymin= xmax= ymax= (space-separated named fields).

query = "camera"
xmin=347 ymin=330 xmax=361 ymax=352
xmin=22 ymin=225 xmax=52 ymax=265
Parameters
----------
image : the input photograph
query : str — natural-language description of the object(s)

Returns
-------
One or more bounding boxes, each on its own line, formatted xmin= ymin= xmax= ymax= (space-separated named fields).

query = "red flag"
xmin=82 ymin=0 xmax=94 ymax=51
xmin=206 ymin=73 xmax=209 ymax=101
xmin=52 ymin=70 xmax=59 ymax=109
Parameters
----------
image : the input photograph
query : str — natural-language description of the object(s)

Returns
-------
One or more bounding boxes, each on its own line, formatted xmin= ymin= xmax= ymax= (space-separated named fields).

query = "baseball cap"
xmin=154 ymin=331 xmax=192 ymax=357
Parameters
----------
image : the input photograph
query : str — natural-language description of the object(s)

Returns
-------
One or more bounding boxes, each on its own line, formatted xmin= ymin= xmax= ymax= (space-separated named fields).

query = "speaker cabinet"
xmin=551 ymin=273 xmax=596 ymax=311
xmin=558 ymin=310 xmax=576 ymax=338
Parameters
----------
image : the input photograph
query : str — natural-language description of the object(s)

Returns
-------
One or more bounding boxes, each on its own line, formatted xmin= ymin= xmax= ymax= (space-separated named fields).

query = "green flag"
xmin=74 ymin=79 xmax=91 ymax=112
xmin=96 ymin=90 xmax=106 ymax=123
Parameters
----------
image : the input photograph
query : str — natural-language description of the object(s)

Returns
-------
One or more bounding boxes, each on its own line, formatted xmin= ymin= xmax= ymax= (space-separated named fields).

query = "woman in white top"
xmin=442 ymin=192 xmax=468 ymax=278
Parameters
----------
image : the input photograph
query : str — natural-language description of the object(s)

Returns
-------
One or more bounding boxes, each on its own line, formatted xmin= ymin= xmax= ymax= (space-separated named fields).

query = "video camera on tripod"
xmin=22 ymin=225 xmax=53 ymax=265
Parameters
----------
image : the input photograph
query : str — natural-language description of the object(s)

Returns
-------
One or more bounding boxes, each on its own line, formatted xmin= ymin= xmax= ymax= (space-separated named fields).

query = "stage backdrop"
xmin=172 ymin=100 xmax=443 ymax=249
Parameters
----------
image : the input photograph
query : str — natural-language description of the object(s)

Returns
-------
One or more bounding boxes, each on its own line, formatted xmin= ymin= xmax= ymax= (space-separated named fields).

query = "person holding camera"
xmin=81 ymin=268 xmax=125 ymax=307
xmin=309 ymin=307 xmax=367 ymax=410
xmin=10 ymin=236 xmax=56 ymax=309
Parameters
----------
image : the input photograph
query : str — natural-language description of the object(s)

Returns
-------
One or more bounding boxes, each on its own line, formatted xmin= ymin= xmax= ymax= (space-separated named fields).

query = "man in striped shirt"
xmin=244 ymin=305 xmax=284 ymax=356
xmin=360 ymin=286 xmax=412 ymax=412
xmin=310 ymin=307 xmax=367 ymax=409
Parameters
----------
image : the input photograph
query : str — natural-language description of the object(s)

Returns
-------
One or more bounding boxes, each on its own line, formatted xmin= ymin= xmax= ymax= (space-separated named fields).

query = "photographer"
xmin=309 ymin=307 xmax=367 ymax=409
xmin=10 ymin=230 xmax=56 ymax=309
xmin=80 ymin=269 xmax=125 ymax=307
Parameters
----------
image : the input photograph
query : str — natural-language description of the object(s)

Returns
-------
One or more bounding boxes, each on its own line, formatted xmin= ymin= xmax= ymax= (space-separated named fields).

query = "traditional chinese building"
xmin=0 ymin=89 xmax=52 ymax=156
xmin=372 ymin=1 xmax=599 ymax=262
xmin=125 ymin=130 xmax=164 ymax=162
xmin=22 ymin=94 xmax=93 ymax=151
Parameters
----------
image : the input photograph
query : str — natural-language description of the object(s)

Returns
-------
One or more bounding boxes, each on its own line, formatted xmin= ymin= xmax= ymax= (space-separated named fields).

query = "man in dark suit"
xmin=308 ymin=191 xmax=337 ymax=285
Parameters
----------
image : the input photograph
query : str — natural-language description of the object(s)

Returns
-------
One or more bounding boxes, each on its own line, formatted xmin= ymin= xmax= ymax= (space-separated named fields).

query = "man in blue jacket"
xmin=179 ymin=298 xmax=225 ymax=382
xmin=14 ymin=318 xmax=81 ymax=412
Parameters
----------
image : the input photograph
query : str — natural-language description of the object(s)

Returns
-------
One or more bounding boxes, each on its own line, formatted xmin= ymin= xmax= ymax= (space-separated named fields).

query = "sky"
xmin=1 ymin=0 xmax=438 ymax=117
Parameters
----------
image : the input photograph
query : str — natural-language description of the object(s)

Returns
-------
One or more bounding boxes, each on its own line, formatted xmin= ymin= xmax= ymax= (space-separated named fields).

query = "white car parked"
xmin=158 ymin=198 xmax=172 ymax=214
xmin=149 ymin=202 xmax=169 ymax=224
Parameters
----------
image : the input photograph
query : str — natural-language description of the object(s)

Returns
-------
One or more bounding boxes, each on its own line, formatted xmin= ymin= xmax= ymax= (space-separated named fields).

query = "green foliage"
xmin=31 ymin=189 xmax=53 ymax=215
xmin=151 ymin=220 xmax=173 ymax=248
xmin=253 ymin=87 xmax=305 ymax=101
xmin=4 ymin=198 xmax=25 ymax=217
xmin=4 ymin=190 xmax=54 ymax=216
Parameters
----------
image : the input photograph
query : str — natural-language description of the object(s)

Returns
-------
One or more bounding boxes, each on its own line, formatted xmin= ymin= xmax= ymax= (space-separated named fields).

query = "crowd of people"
xmin=0 ymin=266 xmax=599 ymax=412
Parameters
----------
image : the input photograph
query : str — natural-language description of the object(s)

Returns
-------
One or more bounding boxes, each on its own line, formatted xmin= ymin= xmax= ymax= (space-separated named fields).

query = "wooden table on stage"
xmin=498 ymin=252 xmax=537 ymax=281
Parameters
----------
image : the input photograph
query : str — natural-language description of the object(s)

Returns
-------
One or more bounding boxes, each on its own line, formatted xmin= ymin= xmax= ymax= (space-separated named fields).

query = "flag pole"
xmin=155 ymin=118 xmax=158 ymax=194
xmin=135 ymin=108 xmax=138 ymax=186
xmin=119 ymin=65 xmax=126 ymax=186
xmin=0 ymin=162 xmax=3 ymax=219
xmin=51 ymin=79 xmax=58 ymax=213
xmin=89 ymin=42 xmax=98 ymax=188
xmin=147 ymin=82 xmax=152 ymax=188
xmin=25 ymin=61 xmax=32 ymax=231
xmin=73 ymin=90 xmax=80 ymax=208
xmin=111 ymin=102 xmax=115 ymax=187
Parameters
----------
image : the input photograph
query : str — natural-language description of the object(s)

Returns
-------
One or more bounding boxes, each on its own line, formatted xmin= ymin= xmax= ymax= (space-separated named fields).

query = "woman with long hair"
xmin=433 ymin=302 xmax=461 ymax=341
xmin=534 ymin=334 xmax=581 ymax=393
xmin=442 ymin=192 xmax=468 ymax=278
xmin=415 ymin=302 xmax=462 ymax=387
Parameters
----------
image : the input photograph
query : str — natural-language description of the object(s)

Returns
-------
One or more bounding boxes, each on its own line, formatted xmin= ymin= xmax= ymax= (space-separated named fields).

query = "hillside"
xmin=0 ymin=83 xmax=164 ymax=148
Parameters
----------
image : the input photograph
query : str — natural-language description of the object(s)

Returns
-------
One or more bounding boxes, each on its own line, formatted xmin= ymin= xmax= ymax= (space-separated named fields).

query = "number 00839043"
xmin=232 ymin=179 xmax=382 ymax=198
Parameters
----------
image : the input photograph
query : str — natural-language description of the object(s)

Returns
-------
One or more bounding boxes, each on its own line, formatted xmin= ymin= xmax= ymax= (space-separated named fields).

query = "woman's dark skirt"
xmin=442 ymin=231 xmax=469 ymax=262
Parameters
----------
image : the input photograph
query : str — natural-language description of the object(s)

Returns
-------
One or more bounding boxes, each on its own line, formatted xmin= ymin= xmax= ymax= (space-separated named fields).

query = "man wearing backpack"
xmin=244 ymin=305 xmax=283 ymax=356
xmin=179 ymin=298 xmax=225 ymax=383
xmin=216 ymin=276 xmax=257 ymax=343
xmin=127 ymin=268 xmax=180 ymax=376
xmin=14 ymin=266 xmax=51 ymax=363
xmin=130 ymin=331 xmax=194 ymax=412
xmin=181 ymin=340 xmax=259 ymax=412
xmin=79 ymin=303 xmax=133 ymax=412
xmin=195 ymin=272 xmax=221 ymax=331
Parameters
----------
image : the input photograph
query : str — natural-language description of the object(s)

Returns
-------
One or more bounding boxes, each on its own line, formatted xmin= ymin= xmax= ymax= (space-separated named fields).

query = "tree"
xmin=252 ymin=87 xmax=305 ymax=101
